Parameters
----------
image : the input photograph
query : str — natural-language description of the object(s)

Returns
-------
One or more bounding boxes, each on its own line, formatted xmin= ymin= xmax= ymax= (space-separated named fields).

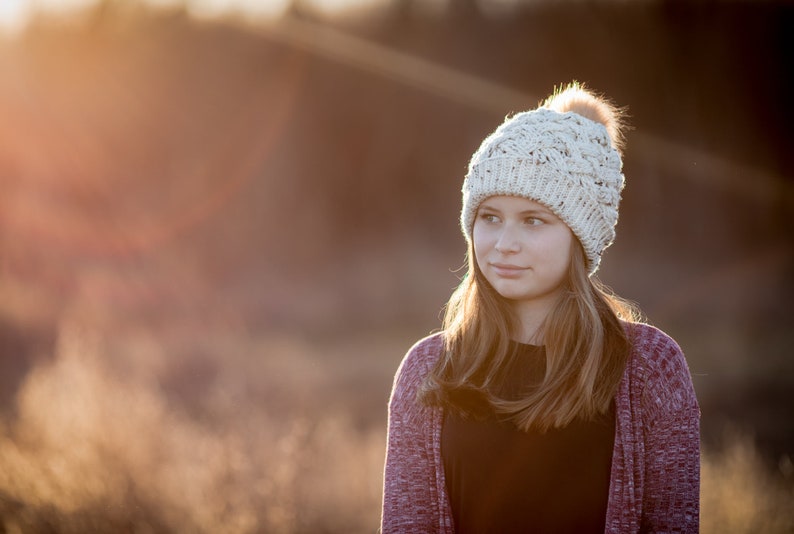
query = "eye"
xmin=478 ymin=212 xmax=500 ymax=224
xmin=525 ymin=217 xmax=544 ymax=226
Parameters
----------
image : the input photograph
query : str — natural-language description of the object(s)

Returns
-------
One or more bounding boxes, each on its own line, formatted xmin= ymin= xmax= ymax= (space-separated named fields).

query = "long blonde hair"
xmin=419 ymin=83 xmax=638 ymax=431
xmin=420 ymin=240 xmax=638 ymax=431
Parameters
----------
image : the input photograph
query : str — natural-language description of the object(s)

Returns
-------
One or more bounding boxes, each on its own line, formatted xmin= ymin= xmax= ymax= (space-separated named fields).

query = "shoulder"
xmin=389 ymin=332 xmax=445 ymax=407
xmin=623 ymin=322 xmax=699 ymax=423
xmin=400 ymin=332 xmax=445 ymax=376
xmin=624 ymin=321 xmax=685 ymax=367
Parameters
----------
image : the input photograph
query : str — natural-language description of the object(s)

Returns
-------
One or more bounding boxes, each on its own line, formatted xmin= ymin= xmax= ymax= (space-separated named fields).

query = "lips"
xmin=490 ymin=263 xmax=528 ymax=278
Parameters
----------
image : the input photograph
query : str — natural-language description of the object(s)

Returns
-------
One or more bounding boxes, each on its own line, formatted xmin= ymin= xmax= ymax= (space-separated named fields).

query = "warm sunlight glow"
xmin=0 ymin=0 xmax=30 ymax=36
xmin=0 ymin=0 xmax=388 ymax=35
xmin=302 ymin=0 xmax=378 ymax=17
xmin=181 ymin=0 xmax=291 ymax=21
xmin=0 ymin=2 xmax=792 ymax=532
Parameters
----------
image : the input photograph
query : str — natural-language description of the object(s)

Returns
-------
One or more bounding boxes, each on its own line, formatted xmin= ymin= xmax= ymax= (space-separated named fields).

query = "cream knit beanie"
xmin=461 ymin=87 xmax=625 ymax=275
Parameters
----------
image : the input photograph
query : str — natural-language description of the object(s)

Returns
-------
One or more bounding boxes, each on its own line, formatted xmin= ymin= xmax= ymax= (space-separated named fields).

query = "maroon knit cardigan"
xmin=381 ymin=322 xmax=700 ymax=533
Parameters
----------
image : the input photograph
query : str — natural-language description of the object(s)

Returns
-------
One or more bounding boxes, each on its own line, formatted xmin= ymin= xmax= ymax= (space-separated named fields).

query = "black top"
xmin=441 ymin=342 xmax=615 ymax=534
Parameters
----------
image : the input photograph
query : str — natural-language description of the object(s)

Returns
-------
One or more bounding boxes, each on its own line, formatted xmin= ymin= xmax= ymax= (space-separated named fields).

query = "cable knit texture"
xmin=381 ymin=322 xmax=700 ymax=533
xmin=461 ymin=108 xmax=624 ymax=274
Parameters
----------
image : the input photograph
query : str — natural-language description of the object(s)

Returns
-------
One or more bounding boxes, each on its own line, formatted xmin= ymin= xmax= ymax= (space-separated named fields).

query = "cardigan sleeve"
xmin=381 ymin=335 xmax=445 ymax=533
xmin=638 ymin=329 xmax=701 ymax=533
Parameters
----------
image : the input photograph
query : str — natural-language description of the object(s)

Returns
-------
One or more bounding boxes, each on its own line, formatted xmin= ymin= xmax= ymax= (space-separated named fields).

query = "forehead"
xmin=478 ymin=195 xmax=553 ymax=213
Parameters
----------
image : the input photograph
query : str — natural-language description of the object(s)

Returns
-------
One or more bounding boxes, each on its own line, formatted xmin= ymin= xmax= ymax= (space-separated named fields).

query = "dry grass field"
xmin=0 ymin=311 xmax=792 ymax=533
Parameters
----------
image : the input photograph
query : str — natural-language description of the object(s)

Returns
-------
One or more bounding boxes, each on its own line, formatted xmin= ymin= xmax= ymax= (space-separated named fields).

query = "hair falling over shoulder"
xmin=419 ymin=240 xmax=641 ymax=432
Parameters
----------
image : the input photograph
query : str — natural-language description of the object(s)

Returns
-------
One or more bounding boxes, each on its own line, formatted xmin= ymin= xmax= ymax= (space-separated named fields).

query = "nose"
xmin=494 ymin=225 xmax=521 ymax=254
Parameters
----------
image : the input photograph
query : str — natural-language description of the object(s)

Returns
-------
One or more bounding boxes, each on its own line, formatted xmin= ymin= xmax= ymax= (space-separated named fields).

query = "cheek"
xmin=471 ymin=223 xmax=491 ymax=255
xmin=543 ymin=230 xmax=574 ymax=271
xmin=556 ymin=234 xmax=575 ymax=272
xmin=556 ymin=249 xmax=573 ymax=275
xmin=471 ymin=228 xmax=493 ymax=275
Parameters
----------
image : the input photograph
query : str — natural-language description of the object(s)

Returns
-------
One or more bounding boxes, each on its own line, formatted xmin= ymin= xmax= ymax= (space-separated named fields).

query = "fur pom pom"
xmin=542 ymin=82 xmax=627 ymax=153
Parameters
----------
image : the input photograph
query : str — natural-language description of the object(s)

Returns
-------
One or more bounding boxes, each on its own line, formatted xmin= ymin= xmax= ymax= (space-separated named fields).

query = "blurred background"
xmin=0 ymin=0 xmax=792 ymax=532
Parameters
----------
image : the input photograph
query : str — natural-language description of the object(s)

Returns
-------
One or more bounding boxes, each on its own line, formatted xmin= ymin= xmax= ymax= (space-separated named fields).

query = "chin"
xmin=492 ymin=282 xmax=560 ymax=304
xmin=492 ymin=286 xmax=533 ymax=301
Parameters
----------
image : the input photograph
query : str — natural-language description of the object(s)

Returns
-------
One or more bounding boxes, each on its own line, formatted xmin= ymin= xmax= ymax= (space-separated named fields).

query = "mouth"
xmin=490 ymin=263 xmax=528 ymax=278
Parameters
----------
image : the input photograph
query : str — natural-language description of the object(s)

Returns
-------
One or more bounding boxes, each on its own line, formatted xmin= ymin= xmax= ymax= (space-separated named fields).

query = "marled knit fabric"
xmin=381 ymin=322 xmax=700 ymax=533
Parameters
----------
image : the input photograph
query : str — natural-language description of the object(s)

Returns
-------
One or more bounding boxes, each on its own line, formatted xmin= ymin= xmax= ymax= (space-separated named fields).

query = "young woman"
xmin=381 ymin=83 xmax=700 ymax=533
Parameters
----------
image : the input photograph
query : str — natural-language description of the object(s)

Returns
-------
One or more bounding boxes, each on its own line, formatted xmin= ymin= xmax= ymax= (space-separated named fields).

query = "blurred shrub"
xmin=1 ymin=321 xmax=793 ymax=532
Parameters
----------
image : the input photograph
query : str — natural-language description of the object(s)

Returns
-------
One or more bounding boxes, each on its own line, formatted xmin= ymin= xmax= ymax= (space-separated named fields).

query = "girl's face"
xmin=473 ymin=195 xmax=574 ymax=309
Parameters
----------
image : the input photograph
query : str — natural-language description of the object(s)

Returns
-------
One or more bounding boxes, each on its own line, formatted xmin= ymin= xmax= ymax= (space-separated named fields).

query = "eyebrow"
xmin=478 ymin=203 xmax=554 ymax=217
